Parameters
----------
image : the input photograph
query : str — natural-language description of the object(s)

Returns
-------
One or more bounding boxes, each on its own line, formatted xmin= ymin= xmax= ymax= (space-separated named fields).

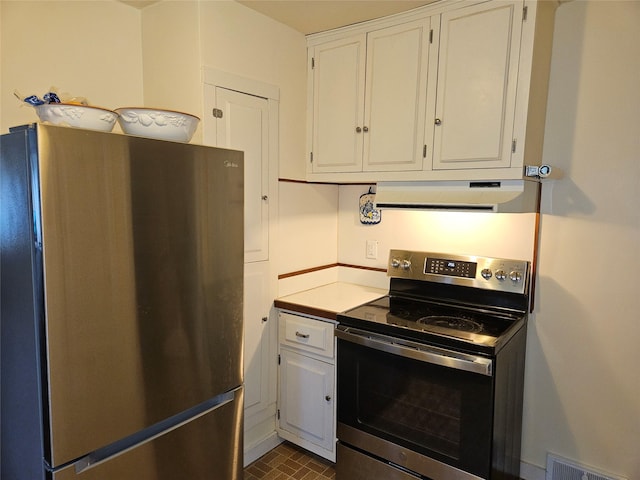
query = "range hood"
xmin=374 ymin=179 xmax=541 ymax=213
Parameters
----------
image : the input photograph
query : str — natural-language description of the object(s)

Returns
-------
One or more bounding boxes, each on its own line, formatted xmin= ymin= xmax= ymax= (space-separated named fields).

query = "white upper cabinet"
xmin=433 ymin=1 xmax=522 ymax=170
xmin=311 ymin=34 xmax=366 ymax=172
xmin=364 ymin=19 xmax=436 ymax=172
xmin=306 ymin=0 xmax=557 ymax=183
xmin=309 ymin=18 xmax=436 ymax=173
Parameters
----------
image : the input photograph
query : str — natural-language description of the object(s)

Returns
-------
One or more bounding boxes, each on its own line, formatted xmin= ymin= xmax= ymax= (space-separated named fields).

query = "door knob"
xmin=325 ymin=395 xmax=332 ymax=402
xmin=355 ymin=126 xmax=362 ymax=133
xmin=435 ymin=118 xmax=442 ymax=126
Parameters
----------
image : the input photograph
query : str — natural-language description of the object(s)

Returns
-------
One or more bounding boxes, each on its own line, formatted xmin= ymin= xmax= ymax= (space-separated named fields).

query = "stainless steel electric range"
xmin=335 ymin=249 xmax=530 ymax=480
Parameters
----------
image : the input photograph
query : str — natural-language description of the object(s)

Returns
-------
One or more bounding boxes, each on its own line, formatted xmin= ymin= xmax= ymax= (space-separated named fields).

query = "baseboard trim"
xmin=244 ymin=431 xmax=282 ymax=467
xmin=521 ymin=460 xmax=546 ymax=480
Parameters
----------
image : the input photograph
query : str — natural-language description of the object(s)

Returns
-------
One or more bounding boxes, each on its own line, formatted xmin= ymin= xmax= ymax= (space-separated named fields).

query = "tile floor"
xmin=244 ymin=442 xmax=336 ymax=480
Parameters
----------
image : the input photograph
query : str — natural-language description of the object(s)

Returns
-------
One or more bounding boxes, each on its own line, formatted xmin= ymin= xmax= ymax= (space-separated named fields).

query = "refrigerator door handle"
xmin=70 ymin=386 xmax=241 ymax=475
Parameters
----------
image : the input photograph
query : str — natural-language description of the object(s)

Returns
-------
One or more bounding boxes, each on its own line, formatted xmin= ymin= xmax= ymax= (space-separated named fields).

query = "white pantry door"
xmin=209 ymin=85 xmax=270 ymax=411
xmin=203 ymin=77 xmax=278 ymax=456
xmin=214 ymin=87 xmax=269 ymax=263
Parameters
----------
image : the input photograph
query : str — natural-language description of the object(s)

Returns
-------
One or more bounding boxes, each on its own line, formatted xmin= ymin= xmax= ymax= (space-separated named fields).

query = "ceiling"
xmin=120 ymin=0 xmax=437 ymax=35
xmin=236 ymin=1 xmax=436 ymax=34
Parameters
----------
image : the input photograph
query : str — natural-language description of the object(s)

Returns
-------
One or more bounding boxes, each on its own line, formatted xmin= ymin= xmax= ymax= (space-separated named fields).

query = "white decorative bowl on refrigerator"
xmin=35 ymin=104 xmax=118 ymax=132
xmin=115 ymin=107 xmax=200 ymax=142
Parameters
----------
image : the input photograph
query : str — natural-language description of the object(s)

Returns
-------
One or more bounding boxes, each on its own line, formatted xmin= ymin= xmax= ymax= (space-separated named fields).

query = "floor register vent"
xmin=546 ymin=453 xmax=627 ymax=480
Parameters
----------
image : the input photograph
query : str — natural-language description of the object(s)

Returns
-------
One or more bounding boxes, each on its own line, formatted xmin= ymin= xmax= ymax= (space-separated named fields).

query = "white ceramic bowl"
xmin=114 ymin=108 xmax=199 ymax=143
xmin=35 ymin=104 xmax=118 ymax=132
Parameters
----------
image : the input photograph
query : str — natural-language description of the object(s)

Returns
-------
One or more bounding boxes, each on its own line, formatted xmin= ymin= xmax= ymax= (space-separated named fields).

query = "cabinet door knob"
xmin=435 ymin=118 xmax=442 ymax=126
xmin=325 ymin=395 xmax=332 ymax=402
xmin=355 ymin=126 xmax=362 ymax=133
xmin=363 ymin=126 xmax=369 ymax=132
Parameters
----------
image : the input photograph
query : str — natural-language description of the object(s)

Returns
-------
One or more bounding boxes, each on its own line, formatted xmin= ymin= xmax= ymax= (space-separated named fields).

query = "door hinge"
xmin=212 ymin=108 xmax=223 ymax=119
xmin=523 ymin=6 xmax=528 ymax=21
xmin=277 ymin=409 xmax=280 ymax=419
xmin=310 ymin=152 xmax=313 ymax=163
xmin=311 ymin=57 xmax=315 ymax=69
xmin=423 ymin=145 xmax=427 ymax=158
xmin=512 ymin=139 xmax=517 ymax=153
xmin=429 ymin=29 xmax=433 ymax=44
xmin=278 ymin=354 xmax=281 ymax=365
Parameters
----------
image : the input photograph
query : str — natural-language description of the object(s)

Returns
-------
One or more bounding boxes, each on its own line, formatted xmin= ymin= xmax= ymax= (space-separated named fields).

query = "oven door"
xmin=336 ymin=326 xmax=494 ymax=480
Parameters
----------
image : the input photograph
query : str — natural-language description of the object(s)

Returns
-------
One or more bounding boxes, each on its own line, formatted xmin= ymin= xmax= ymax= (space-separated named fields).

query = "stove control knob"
xmin=391 ymin=258 xmax=401 ymax=269
xmin=495 ymin=269 xmax=506 ymax=281
xmin=401 ymin=259 xmax=412 ymax=270
xmin=481 ymin=268 xmax=492 ymax=279
xmin=509 ymin=271 xmax=523 ymax=282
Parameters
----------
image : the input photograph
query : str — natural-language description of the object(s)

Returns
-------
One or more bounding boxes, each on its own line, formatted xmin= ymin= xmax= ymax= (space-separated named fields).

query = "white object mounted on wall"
xmin=359 ymin=187 xmax=381 ymax=225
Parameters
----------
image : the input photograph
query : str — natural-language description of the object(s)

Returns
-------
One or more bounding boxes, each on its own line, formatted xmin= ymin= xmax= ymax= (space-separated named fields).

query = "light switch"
xmin=366 ymin=240 xmax=378 ymax=259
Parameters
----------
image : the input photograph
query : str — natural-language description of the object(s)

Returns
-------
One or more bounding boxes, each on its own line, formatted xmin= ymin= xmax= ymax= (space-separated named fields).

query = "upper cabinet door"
xmin=363 ymin=18 xmax=436 ymax=172
xmin=311 ymin=35 xmax=366 ymax=173
xmin=432 ymin=1 xmax=524 ymax=170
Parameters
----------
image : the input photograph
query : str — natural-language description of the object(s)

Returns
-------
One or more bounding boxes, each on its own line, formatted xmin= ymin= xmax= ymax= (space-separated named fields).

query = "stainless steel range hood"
xmin=374 ymin=179 xmax=541 ymax=213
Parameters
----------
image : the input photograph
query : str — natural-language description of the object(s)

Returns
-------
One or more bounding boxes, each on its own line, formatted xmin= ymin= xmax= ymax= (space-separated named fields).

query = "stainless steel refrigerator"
xmin=1 ymin=124 xmax=244 ymax=480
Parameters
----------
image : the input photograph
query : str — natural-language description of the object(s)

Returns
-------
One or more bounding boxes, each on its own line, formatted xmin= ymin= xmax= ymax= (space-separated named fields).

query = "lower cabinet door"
xmin=278 ymin=348 xmax=335 ymax=453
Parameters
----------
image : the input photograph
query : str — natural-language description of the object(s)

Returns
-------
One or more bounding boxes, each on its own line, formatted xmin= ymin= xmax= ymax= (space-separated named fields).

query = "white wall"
xmin=0 ymin=1 xmax=144 ymax=133
xmin=141 ymin=0 xmax=307 ymax=175
xmin=197 ymin=1 xmax=307 ymax=179
xmin=278 ymin=181 xmax=339 ymax=275
xmin=141 ymin=1 xmax=203 ymax=140
xmin=524 ymin=1 xmax=640 ymax=477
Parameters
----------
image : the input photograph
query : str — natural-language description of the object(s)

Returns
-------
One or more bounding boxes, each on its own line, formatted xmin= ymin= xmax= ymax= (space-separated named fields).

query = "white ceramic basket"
xmin=35 ymin=104 xmax=118 ymax=132
xmin=115 ymin=107 xmax=199 ymax=142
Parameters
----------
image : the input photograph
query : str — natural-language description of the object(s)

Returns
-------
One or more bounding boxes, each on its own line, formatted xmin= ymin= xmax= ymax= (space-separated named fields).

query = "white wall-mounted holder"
xmin=359 ymin=187 xmax=381 ymax=225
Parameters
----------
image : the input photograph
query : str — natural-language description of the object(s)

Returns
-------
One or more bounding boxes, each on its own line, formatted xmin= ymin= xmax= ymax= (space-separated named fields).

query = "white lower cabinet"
xmin=276 ymin=311 xmax=336 ymax=461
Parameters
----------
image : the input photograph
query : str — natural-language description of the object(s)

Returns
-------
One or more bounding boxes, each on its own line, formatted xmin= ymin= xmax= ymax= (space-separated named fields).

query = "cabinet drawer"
xmin=279 ymin=312 xmax=335 ymax=359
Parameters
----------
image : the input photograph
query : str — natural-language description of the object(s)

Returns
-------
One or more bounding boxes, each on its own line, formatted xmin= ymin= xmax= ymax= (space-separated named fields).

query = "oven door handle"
xmin=336 ymin=326 xmax=493 ymax=376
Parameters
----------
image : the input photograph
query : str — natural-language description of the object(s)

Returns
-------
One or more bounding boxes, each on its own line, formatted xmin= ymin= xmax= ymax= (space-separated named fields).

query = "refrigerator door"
xmin=52 ymin=387 xmax=243 ymax=480
xmin=35 ymin=125 xmax=244 ymax=468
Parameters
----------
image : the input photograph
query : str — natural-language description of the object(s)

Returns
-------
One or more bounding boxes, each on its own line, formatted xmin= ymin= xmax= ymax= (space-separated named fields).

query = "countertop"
xmin=274 ymin=282 xmax=387 ymax=321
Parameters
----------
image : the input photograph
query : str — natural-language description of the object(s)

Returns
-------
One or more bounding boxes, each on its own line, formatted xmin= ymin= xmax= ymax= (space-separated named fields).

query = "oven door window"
xmin=337 ymin=338 xmax=493 ymax=477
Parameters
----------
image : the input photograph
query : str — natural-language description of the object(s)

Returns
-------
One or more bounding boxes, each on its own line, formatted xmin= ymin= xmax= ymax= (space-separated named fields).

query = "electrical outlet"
xmin=366 ymin=240 xmax=378 ymax=259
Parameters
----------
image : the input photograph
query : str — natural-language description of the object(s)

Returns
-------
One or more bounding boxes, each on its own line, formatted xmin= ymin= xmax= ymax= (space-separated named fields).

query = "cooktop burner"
xmin=417 ymin=316 xmax=483 ymax=333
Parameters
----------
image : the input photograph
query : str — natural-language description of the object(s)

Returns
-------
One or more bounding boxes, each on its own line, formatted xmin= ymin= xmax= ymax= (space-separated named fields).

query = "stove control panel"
xmin=425 ymin=258 xmax=477 ymax=278
xmin=388 ymin=250 xmax=530 ymax=294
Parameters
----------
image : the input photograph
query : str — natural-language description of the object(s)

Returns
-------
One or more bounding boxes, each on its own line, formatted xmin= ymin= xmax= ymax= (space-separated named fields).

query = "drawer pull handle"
xmin=295 ymin=331 xmax=310 ymax=339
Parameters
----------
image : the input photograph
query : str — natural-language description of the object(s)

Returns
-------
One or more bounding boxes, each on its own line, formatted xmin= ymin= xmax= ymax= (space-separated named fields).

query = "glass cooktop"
xmin=338 ymin=295 xmax=526 ymax=354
